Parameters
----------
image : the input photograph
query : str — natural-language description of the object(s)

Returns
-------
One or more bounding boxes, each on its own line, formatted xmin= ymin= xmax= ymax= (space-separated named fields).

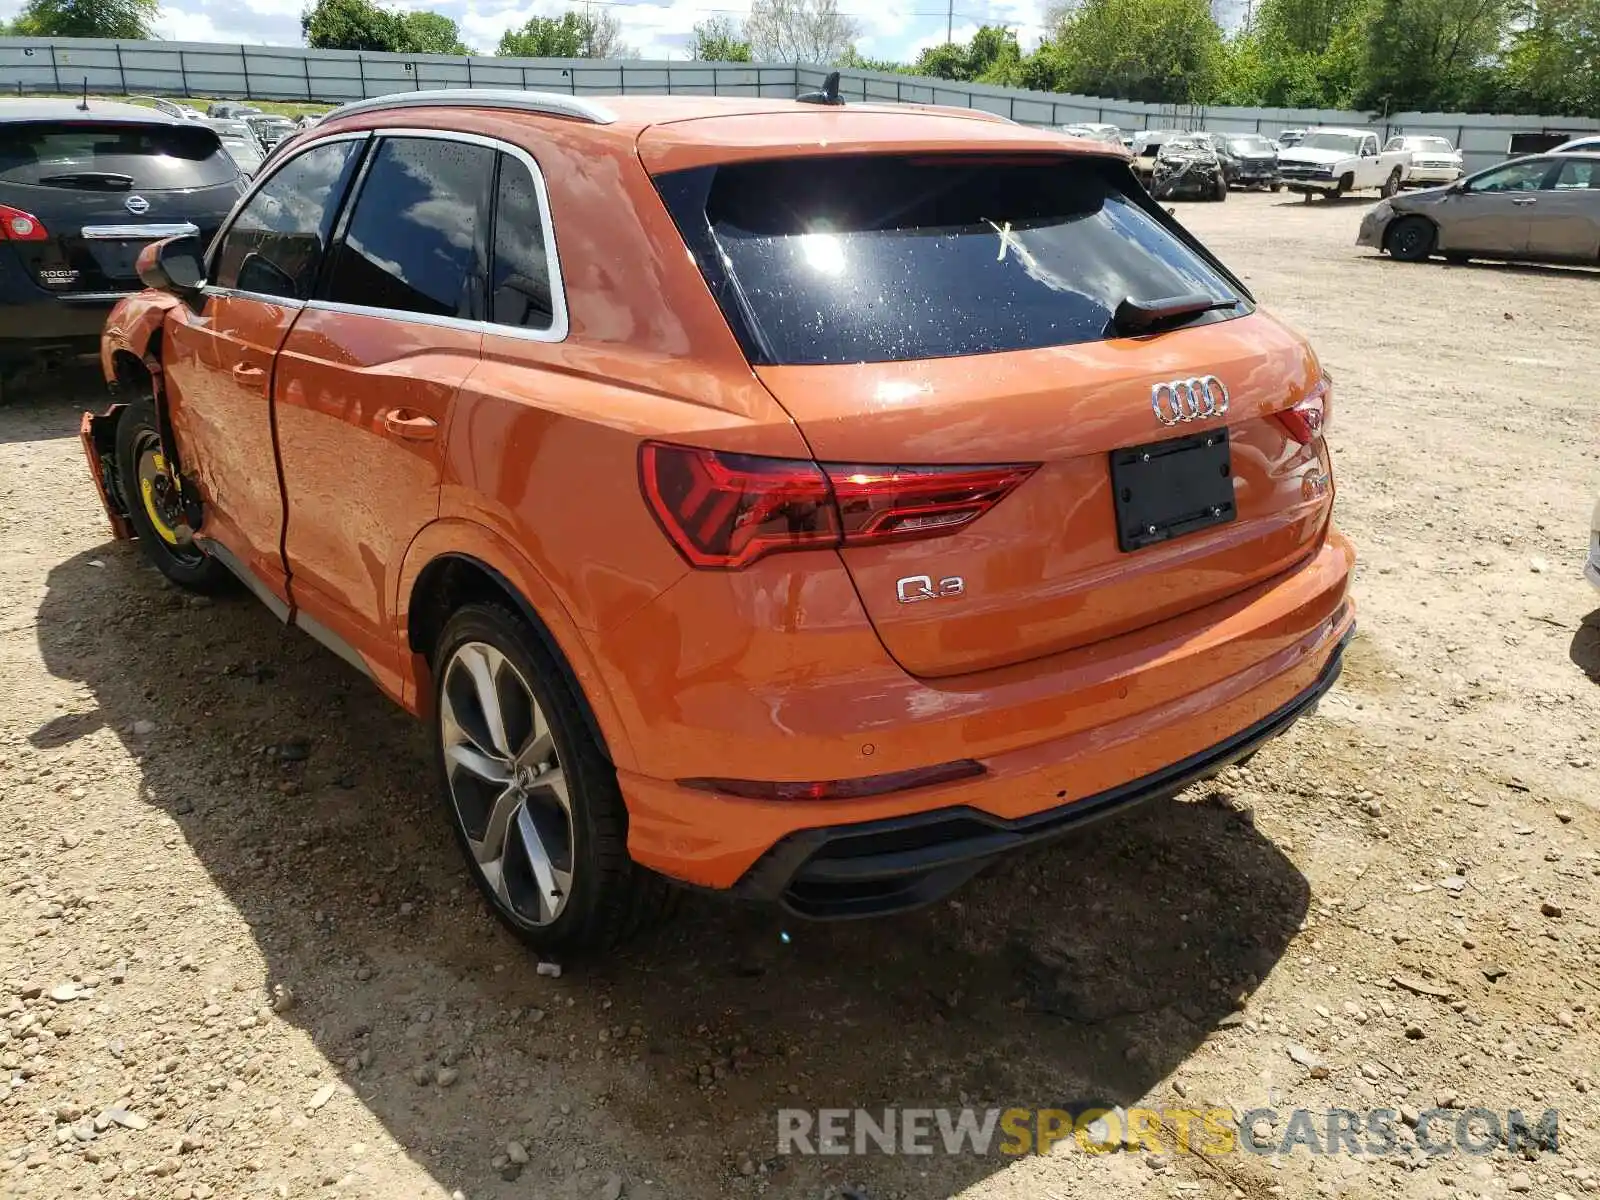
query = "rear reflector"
xmin=640 ymin=441 xmax=1036 ymax=569
xmin=0 ymin=204 xmax=48 ymax=242
xmin=679 ymin=759 xmax=986 ymax=801
xmin=1274 ymin=376 xmax=1330 ymax=445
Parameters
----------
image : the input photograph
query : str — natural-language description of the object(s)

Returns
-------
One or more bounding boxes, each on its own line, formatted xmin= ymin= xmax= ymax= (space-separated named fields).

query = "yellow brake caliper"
xmin=140 ymin=452 xmax=181 ymax=546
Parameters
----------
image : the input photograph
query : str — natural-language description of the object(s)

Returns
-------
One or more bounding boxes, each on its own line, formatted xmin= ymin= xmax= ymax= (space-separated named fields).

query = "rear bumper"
xmin=1406 ymin=166 xmax=1461 ymax=184
xmin=619 ymin=529 xmax=1356 ymax=896
xmin=0 ymin=292 xmax=123 ymax=361
xmin=735 ymin=626 xmax=1349 ymax=918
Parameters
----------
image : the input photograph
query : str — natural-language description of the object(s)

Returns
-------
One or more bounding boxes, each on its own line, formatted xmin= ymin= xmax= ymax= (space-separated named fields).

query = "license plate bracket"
xmin=1111 ymin=430 xmax=1236 ymax=552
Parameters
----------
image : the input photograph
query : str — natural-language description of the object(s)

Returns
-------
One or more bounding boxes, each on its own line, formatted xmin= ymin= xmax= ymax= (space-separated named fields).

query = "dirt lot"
xmin=2 ymin=189 xmax=1598 ymax=1200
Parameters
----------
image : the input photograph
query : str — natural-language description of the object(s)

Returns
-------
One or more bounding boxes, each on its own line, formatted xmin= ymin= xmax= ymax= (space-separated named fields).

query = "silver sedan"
xmin=1357 ymin=152 xmax=1600 ymax=265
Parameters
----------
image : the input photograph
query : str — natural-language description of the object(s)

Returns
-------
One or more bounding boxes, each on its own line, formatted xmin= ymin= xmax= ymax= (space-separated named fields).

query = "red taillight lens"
xmin=830 ymin=463 xmax=1038 ymax=545
xmin=1275 ymin=377 xmax=1330 ymax=445
xmin=640 ymin=441 xmax=1036 ymax=569
xmin=639 ymin=442 xmax=839 ymax=569
xmin=0 ymin=204 xmax=48 ymax=242
xmin=679 ymin=759 xmax=986 ymax=801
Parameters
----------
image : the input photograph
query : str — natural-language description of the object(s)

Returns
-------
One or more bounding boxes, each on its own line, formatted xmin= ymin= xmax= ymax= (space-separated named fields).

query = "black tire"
xmin=431 ymin=601 xmax=676 ymax=957
xmin=1385 ymin=215 xmax=1437 ymax=262
xmin=1213 ymin=175 xmax=1228 ymax=201
xmin=114 ymin=400 xmax=231 ymax=592
xmin=1336 ymin=174 xmax=1353 ymax=197
xmin=1270 ymin=181 xmax=1283 ymax=193
xmin=1380 ymin=168 xmax=1402 ymax=199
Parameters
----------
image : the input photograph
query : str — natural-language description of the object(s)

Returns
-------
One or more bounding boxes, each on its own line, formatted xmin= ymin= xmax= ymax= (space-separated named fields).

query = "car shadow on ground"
xmin=1271 ymin=195 xmax=1375 ymax=208
xmin=1359 ymin=255 xmax=1600 ymax=280
xmin=33 ymin=475 xmax=1311 ymax=1198
xmin=1571 ymin=609 xmax=1600 ymax=682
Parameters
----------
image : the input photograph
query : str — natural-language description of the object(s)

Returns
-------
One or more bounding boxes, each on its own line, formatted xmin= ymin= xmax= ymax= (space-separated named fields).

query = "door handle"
xmin=1511 ymin=196 xmax=1539 ymax=205
xmin=231 ymin=363 xmax=266 ymax=386
xmin=381 ymin=408 xmax=439 ymax=441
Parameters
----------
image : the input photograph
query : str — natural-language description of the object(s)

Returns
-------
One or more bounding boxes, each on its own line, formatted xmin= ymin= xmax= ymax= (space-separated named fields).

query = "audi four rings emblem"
xmin=1151 ymin=376 xmax=1229 ymax=426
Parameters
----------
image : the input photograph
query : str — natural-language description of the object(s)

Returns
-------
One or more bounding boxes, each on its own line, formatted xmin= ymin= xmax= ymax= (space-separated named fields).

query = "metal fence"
xmin=5 ymin=36 xmax=1598 ymax=175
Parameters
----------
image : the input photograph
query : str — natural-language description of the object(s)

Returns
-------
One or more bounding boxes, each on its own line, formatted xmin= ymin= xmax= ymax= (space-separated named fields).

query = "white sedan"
xmin=1385 ymin=134 xmax=1464 ymax=185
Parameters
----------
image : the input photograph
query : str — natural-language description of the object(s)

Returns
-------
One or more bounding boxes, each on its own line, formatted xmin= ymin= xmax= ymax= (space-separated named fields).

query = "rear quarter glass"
xmin=0 ymin=122 xmax=237 ymax=190
xmin=654 ymin=153 xmax=1248 ymax=365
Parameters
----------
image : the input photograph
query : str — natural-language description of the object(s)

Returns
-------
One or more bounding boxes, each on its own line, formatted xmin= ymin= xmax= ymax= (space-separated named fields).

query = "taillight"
xmin=830 ymin=463 xmax=1038 ymax=545
xmin=639 ymin=441 xmax=1036 ymax=570
xmin=1275 ymin=376 xmax=1330 ymax=445
xmin=0 ymin=204 xmax=48 ymax=242
xmin=639 ymin=442 xmax=839 ymax=569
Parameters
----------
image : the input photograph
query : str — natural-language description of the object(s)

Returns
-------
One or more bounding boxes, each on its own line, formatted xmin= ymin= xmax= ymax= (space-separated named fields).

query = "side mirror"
xmin=136 ymin=235 xmax=204 ymax=297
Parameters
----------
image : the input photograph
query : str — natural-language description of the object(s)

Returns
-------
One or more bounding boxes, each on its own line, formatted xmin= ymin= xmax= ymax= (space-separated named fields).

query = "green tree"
xmin=302 ymin=0 xmax=407 ymax=52
xmin=10 ymin=0 xmax=159 ymax=38
xmin=497 ymin=9 xmax=630 ymax=57
xmin=399 ymin=10 xmax=471 ymax=54
xmin=836 ymin=46 xmax=905 ymax=71
xmin=690 ymin=16 xmax=752 ymax=61
xmin=1047 ymin=0 xmax=1226 ymax=102
xmin=1358 ymin=0 xmax=1510 ymax=110
xmin=912 ymin=25 xmax=1024 ymax=83
xmin=1500 ymin=0 xmax=1600 ymax=114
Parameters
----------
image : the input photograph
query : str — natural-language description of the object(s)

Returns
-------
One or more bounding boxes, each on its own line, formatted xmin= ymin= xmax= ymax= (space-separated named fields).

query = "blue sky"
xmin=0 ymin=0 xmax=1061 ymax=61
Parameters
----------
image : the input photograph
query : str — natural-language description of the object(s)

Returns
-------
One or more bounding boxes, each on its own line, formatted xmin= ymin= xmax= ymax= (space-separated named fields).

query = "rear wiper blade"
xmin=36 ymin=171 xmax=135 ymax=190
xmin=1110 ymin=292 xmax=1237 ymax=336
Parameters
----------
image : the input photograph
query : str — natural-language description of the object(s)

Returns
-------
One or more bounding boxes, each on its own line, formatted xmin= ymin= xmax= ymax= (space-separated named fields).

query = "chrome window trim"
xmin=201 ymin=286 xmax=307 ymax=309
xmin=205 ymin=131 xmax=371 ymax=285
xmin=309 ymin=127 xmax=570 ymax=345
xmin=81 ymin=223 xmax=199 ymax=240
xmin=323 ymin=89 xmax=615 ymax=128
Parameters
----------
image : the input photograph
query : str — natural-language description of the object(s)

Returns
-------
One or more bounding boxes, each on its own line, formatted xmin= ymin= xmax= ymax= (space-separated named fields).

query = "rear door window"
xmin=322 ymin=136 xmax=494 ymax=320
xmin=212 ymin=138 xmax=361 ymax=300
xmin=656 ymin=155 xmax=1246 ymax=365
xmin=488 ymin=152 xmax=560 ymax=333
xmin=0 ymin=121 xmax=238 ymax=190
xmin=1551 ymin=159 xmax=1600 ymax=189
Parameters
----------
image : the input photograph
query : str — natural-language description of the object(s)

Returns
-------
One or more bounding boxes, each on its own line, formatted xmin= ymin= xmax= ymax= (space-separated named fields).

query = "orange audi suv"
xmin=83 ymin=88 xmax=1354 ymax=954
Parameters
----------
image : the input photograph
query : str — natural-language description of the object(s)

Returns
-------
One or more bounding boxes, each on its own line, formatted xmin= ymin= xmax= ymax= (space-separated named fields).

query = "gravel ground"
xmin=1 ymin=189 xmax=1598 ymax=1200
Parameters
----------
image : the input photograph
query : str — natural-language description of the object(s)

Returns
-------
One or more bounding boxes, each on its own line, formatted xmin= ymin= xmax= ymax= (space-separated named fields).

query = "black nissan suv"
xmin=0 ymin=99 xmax=245 ymax=397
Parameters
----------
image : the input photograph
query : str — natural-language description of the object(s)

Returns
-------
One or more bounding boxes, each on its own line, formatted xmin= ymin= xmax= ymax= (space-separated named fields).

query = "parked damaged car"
xmin=1151 ymin=135 xmax=1229 ymax=201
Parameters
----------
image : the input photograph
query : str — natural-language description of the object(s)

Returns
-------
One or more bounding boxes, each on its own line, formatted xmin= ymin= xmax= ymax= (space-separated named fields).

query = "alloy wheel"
xmin=439 ymin=641 xmax=574 ymax=927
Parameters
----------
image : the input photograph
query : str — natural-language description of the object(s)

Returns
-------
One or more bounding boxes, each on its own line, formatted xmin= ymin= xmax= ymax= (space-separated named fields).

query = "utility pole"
xmin=946 ymin=0 xmax=953 ymax=44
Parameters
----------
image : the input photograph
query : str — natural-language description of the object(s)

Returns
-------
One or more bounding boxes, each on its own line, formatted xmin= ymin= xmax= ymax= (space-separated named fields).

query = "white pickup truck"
xmin=1278 ymin=127 xmax=1411 ymax=199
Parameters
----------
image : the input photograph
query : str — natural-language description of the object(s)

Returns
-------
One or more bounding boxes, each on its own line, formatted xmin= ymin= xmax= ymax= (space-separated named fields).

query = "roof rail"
xmin=321 ymin=89 xmax=616 ymax=127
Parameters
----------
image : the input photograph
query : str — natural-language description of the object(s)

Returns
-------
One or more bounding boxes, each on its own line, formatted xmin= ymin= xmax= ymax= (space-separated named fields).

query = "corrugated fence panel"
xmin=4 ymin=36 xmax=1598 ymax=172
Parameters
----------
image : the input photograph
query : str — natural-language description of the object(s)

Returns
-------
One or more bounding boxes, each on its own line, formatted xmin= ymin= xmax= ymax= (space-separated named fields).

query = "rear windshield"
xmin=1229 ymin=135 xmax=1274 ymax=153
xmin=657 ymin=155 xmax=1246 ymax=366
xmin=0 ymin=121 xmax=236 ymax=190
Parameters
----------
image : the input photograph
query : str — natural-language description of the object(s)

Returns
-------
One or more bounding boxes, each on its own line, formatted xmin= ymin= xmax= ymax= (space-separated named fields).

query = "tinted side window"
xmin=1551 ymin=159 xmax=1600 ymax=189
xmin=323 ymin=136 xmax=493 ymax=319
xmin=1473 ymin=160 xmax=1552 ymax=192
xmin=490 ymin=153 xmax=557 ymax=332
xmin=213 ymin=140 xmax=360 ymax=299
